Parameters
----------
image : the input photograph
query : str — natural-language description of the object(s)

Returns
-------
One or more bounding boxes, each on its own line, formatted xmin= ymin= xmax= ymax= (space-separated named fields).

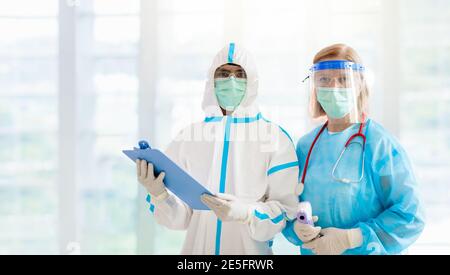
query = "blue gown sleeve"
xmin=281 ymin=138 xmax=307 ymax=247
xmin=350 ymin=139 xmax=426 ymax=255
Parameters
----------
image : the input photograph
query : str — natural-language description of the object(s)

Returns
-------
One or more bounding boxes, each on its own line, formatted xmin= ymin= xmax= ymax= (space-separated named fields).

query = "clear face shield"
xmin=309 ymin=60 xmax=365 ymax=124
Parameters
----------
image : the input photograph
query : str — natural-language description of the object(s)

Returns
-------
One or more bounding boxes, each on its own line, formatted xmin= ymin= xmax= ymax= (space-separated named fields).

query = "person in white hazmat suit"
xmin=136 ymin=43 xmax=300 ymax=255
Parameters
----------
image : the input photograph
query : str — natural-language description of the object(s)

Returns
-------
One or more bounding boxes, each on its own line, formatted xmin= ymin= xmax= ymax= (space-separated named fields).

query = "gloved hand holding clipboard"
xmin=123 ymin=141 xmax=212 ymax=210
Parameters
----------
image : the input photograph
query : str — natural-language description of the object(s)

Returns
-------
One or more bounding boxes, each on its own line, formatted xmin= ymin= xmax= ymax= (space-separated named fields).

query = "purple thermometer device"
xmin=296 ymin=201 xmax=314 ymax=226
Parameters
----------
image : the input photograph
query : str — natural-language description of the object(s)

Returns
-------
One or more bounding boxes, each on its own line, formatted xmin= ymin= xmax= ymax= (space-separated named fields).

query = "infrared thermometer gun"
xmin=296 ymin=201 xmax=314 ymax=226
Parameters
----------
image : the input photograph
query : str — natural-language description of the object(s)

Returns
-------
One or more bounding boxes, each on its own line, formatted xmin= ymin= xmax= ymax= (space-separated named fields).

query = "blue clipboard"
xmin=123 ymin=141 xmax=212 ymax=210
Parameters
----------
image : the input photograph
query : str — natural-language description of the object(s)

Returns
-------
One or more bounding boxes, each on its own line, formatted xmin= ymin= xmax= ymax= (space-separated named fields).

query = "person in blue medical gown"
xmin=283 ymin=43 xmax=425 ymax=255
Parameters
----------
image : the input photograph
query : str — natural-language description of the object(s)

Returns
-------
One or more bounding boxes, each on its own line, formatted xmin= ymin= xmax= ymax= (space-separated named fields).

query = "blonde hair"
xmin=310 ymin=43 xmax=369 ymax=120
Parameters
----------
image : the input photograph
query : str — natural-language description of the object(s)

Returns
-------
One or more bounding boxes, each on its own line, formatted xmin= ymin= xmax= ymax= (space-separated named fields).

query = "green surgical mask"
xmin=317 ymin=87 xmax=355 ymax=119
xmin=214 ymin=77 xmax=247 ymax=112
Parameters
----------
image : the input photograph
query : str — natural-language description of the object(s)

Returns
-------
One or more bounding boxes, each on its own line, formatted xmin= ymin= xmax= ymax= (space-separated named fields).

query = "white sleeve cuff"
xmin=151 ymin=190 xmax=170 ymax=202
xmin=240 ymin=205 xmax=256 ymax=225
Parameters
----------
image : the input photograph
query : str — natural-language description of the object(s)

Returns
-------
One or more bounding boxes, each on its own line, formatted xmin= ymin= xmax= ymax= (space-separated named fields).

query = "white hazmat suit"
xmin=146 ymin=43 xmax=299 ymax=255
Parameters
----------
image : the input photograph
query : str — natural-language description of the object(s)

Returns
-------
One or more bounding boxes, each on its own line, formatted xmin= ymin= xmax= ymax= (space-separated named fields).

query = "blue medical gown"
xmin=283 ymin=119 xmax=425 ymax=255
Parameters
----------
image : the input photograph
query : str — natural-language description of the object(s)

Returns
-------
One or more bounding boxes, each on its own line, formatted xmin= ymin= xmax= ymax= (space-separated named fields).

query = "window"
xmin=74 ymin=0 xmax=140 ymax=254
xmin=0 ymin=0 xmax=141 ymax=255
xmin=399 ymin=0 xmax=450 ymax=254
xmin=0 ymin=0 xmax=59 ymax=254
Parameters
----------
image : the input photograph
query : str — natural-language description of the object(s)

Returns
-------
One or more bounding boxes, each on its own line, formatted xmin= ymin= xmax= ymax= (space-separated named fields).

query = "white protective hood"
xmin=201 ymin=43 xmax=260 ymax=118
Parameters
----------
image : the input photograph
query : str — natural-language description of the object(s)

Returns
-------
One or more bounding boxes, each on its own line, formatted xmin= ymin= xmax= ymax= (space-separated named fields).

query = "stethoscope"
xmin=300 ymin=119 xmax=367 ymax=185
